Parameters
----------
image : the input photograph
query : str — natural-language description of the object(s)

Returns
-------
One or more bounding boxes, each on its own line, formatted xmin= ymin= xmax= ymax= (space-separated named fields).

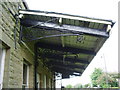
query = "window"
xmin=0 ymin=48 xmax=6 ymax=89
xmin=43 ymin=75 xmax=46 ymax=88
xmin=22 ymin=61 xmax=29 ymax=88
xmin=37 ymin=73 xmax=40 ymax=89
xmin=49 ymin=78 xmax=51 ymax=88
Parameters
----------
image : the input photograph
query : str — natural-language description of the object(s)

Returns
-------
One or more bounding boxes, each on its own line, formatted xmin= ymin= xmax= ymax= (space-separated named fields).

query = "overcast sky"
xmin=25 ymin=0 xmax=119 ymax=87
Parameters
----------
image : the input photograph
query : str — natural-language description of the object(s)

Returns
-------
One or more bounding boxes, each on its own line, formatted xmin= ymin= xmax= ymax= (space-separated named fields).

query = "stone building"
xmin=1 ymin=0 xmax=55 ymax=89
xmin=0 ymin=0 xmax=114 ymax=89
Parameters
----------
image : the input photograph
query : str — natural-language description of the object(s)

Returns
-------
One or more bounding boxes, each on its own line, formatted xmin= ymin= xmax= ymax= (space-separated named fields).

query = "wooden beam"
xmin=47 ymin=60 xmax=85 ymax=70
xmin=21 ymin=19 xmax=109 ymax=38
xmin=51 ymin=65 xmax=82 ymax=74
xmin=39 ymin=52 xmax=89 ymax=64
xmin=37 ymin=42 xmax=96 ymax=55
xmin=19 ymin=10 xmax=112 ymax=25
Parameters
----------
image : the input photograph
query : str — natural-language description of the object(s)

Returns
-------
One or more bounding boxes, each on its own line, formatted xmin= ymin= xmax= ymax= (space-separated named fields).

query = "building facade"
xmin=0 ymin=0 xmax=115 ymax=89
xmin=0 ymin=0 xmax=55 ymax=89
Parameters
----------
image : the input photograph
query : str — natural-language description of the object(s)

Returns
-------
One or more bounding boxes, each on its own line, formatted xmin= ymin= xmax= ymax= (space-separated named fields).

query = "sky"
xmin=25 ymin=0 xmax=119 ymax=87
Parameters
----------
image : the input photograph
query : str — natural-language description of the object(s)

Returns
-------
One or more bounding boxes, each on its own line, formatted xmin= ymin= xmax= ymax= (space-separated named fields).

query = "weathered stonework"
xmin=1 ymin=0 xmax=55 ymax=88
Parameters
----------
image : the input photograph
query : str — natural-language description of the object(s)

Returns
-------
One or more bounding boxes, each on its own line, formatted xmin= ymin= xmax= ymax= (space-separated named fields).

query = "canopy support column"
xmin=34 ymin=43 xmax=38 ymax=90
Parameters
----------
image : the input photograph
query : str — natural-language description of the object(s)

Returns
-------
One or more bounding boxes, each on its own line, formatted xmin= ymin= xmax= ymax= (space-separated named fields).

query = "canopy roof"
xmin=19 ymin=9 xmax=114 ymax=79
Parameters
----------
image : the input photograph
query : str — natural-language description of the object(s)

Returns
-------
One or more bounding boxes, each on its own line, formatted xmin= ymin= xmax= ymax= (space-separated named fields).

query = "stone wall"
xmin=1 ymin=0 xmax=54 ymax=88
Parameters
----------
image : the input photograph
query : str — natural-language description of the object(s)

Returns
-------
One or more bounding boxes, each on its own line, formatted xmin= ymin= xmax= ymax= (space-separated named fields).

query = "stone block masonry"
xmin=1 ymin=0 xmax=55 ymax=88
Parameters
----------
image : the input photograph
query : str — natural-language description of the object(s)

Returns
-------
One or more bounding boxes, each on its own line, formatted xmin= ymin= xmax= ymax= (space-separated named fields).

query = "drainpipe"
xmin=34 ymin=43 xmax=38 ymax=90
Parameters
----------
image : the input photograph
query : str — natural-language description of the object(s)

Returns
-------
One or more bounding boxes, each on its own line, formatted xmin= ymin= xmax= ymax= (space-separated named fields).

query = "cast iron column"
xmin=34 ymin=43 xmax=38 ymax=90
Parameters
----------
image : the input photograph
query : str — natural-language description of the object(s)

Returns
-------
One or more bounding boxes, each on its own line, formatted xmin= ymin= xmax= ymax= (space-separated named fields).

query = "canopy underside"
xmin=19 ymin=9 xmax=114 ymax=78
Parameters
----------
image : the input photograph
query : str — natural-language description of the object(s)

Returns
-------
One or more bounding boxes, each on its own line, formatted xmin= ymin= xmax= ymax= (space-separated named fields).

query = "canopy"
xmin=19 ymin=9 xmax=114 ymax=78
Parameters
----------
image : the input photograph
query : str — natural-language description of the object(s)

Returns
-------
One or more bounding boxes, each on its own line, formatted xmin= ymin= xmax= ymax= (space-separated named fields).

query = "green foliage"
xmin=97 ymin=73 xmax=118 ymax=88
xmin=90 ymin=68 xmax=119 ymax=88
xmin=66 ymin=84 xmax=73 ymax=88
xmin=83 ymin=83 xmax=91 ymax=88
xmin=90 ymin=68 xmax=103 ymax=87
xmin=110 ymin=73 xmax=120 ymax=79
xmin=74 ymin=83 xmax=83 ymax=88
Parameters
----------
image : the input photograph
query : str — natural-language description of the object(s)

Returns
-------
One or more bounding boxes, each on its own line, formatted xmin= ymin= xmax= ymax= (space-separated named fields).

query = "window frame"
xmin=43 ymin=74 xmax=46 ymax=88
xmin=37 ymin=73 xmax=40 ymax=89
xmin=0 ymin=49 xmax=6 ymax=89
xmin=49 ymin=78 xmax=51 ymax=88
xmin=22 ymin=61 xmax=29 ymax=88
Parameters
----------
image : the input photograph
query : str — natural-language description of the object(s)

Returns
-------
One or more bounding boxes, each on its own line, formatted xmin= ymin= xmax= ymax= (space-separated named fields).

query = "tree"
xmin=97 ymin=73 xmax=118 ymax=88
xmin=90 ymin=68 xmax=103 ymax=87
xmin=90 ymin=68 xmax=119 ymax=88
xmin=66 ymin=84 xmax=73 ymax=88
xmin=110 ymin=73 xmax=120 ymax=79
